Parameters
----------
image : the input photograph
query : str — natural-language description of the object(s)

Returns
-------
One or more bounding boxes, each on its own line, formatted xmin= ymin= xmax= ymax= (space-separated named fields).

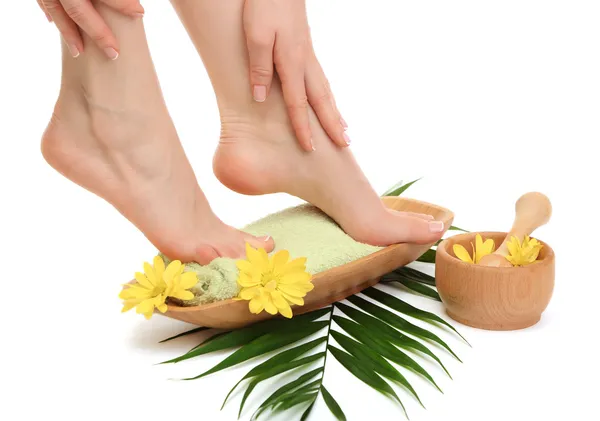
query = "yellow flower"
xmin=236 ymin=244 xmax=314 ymax=319
xmin=119 ymin=256 xmax=198 ymax=320
xmin=453 ymin=234 xmax=495 ymax=264
xmin=505 ymin=236 xmax=543 ymax=267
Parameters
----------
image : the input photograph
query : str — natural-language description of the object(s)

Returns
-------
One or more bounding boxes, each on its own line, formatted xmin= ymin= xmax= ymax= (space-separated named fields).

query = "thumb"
xmin=245 ymin=31 xmax=275 ymax=103
xmin=100 ymin=0 xmax=145 ymax=16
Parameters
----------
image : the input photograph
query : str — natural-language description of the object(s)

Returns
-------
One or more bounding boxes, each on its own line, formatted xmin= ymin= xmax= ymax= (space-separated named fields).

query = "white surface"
xmin=1 ymin=1 xmax=598 ymax=420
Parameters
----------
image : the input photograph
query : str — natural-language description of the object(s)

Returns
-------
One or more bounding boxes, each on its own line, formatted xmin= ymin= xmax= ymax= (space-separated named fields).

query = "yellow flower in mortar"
xmin=236 ymin=244 xmax=314 ymax=319
xmin=119 ymin=256 xmax=197 ymax=320
xmin=453 ymin=234 xmax=495 ymax=264
xmin=505 ymin=236 xmax=543 ymax=267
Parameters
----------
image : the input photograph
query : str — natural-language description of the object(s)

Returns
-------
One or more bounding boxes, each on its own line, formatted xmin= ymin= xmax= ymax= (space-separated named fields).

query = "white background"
xmin=1 ymin=1 xmax=599 ymax=420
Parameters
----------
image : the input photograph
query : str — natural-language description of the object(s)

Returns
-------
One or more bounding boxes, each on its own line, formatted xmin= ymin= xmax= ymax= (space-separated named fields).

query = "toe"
xmin=193 ymin=232 xmax=275 ymax=266
xmin=395 ymin=216 xmax=445 ymax=245
xmin=195 ymin=244 xmax=221 ymax=265
xmin=389 ymin=209 xmax=434 ymax=220
xmin=244 ymin=234 xmax=275 ymax=253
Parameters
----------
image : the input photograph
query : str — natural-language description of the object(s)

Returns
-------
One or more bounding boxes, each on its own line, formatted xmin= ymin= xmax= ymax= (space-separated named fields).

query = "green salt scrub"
xmin=164 ymin=204 xmax=382 ymax=306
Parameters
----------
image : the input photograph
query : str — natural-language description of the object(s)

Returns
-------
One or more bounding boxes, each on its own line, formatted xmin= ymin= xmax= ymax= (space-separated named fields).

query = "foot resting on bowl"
xmin=213 ymin=87 xmax=445 ymax=246
xmin=173 ymin=0 xmax=447 ymax=246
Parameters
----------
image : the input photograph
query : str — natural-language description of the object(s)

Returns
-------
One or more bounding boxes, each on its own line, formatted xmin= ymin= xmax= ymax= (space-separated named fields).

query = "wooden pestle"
xmin=478 ymin=192 xmax=552 ymax=267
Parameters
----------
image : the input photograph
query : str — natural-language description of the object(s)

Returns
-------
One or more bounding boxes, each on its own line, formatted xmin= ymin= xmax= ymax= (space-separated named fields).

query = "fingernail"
xmin=341 ymin=117 xmax=348 ymax=129
xmin=343 ymin=133 xmax=351 ymax=146
xmin=104 ymin=48 xmax=119 ymax=60
xmin=260 ymin=235 xmax=271 ymax=242
xmin=46 ymin=13 xmax=53 ymax=23
xmin=132 ymin=12 xmax=145 ymax=19
xmin=68 ymin=44 xmax=80 ymax=58
xmin=429 ymin=221 xmax=445 ymax=233
xmin=253 ymin=85 xmax=267 ymax=102
xmin=311 ymin=139 xmax=316 ymax=151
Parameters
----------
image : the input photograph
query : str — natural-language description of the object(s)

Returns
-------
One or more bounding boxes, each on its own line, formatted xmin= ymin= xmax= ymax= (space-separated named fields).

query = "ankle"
xmin=42 ymin=84 xmax=178 ymax=187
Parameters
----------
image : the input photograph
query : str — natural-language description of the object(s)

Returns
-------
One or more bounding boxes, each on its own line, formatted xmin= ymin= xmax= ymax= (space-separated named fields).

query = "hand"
xmin=243 ymin=0 xmax=349 ymax=152
xmin=37 ymin=0 xmax=145 ymax=60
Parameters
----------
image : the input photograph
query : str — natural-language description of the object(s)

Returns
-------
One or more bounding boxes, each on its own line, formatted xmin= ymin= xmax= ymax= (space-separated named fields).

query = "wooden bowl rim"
xmin=437 ymin=231 xmax=555 ymax=273
xmin=165 ymin=197 xmax=454 ymax=314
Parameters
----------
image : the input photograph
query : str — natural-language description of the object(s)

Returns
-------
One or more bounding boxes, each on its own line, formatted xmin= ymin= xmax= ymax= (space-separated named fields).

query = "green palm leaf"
xmin=160 ymin=308 xmax=330 ymax=364
xmin=395 ymin=278 xmax=441 ymax=301
xmin=331 ymin=330 xmax=424 ymax=407
xmin=285 ymin=380 xmax=322 ymax=397
xmin=320 ymin=386 xmax=346 ymax=421
xmin=300 ymin=402 xmax=316 ymax=421
xmin=382 ymin=177 xmax=422 ymax=197
xmin=328 ymin=345 xmax=408 ymax=417
xmin=187 ymin=330 xmax=230 ymax=353
xmin=159 ymin=256 xmax=469 ymax=420
xmin=238 ymin=353 xmax=325 ymax=417
xmin=259 ymin=382 xmax=322 ymax=417
xmin=335 ymin=302 xmax=451 ymax=377
xmin=252 ymin=368 xmax=323 ymax=420
xmin=222 ymin=337 xmax=326 ymax=409
xmin=361 ymin=287 xmax=469 ymax=345
xmin=159 ymin=326 xmax=210 ymax=343
xmin=392 ymin=267 xmax=437 ymax=286
xmin=417 ymin=248 xmax=437 ymax=263
xmin=159 ymin=326 xmax=265 ymax=365
xmin=382 ymin=267 xmax=442 ymax=299
xmin=277 ymin=392 xmax=319 ymax=411
xmin=181 ymin=320 xmax=328 ymax=380
xmin=333 ymin=315 xmax=442 ymax=393
xmin=352 ymin=292 xmax=461 ymax=360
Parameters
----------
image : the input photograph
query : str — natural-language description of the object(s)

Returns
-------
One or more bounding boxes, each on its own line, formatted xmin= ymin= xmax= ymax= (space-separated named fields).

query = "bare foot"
xmin=41 ymin=11 xmax=273 ymax=265
xmin=170 ymin=0 xmax=446 ymax=247
xmin=214 ymin=87 xmax=445 ymax=246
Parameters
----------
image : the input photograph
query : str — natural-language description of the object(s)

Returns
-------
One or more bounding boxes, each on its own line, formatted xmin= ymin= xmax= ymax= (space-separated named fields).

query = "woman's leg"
xmin=170 ymin=0 xmax=445 ymax=246
xmin=41 ymin=3 xmax=274 ymax=264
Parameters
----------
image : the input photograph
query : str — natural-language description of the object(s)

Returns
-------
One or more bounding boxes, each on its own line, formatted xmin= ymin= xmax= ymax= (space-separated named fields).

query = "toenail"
xmin=253 ymin=85 xmax=267 ymax=102
xmin=104 ymin=47 xmax=119 ymax=61
xmin=343 ymin=133 xmax=351 ymax=146
xmin=429 ymin=221 xmax=444 ymax=233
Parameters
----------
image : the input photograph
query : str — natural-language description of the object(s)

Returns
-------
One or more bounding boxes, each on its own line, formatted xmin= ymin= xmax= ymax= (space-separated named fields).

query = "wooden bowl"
xmin=159 ymin=197 xmax=454 ymax=329
xmin=435 ymin=232 xmax=555 ymax=331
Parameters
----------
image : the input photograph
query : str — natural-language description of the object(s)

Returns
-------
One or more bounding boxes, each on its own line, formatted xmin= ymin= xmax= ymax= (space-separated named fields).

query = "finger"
xmin=245 ymin=30 xmax=275 ymax=103
xmin=37 ymin=0 xmax=53 ymax=22
xmin=340 ymin=116 xmax=348 ymax=130
xmin=276 ymin=54 xmax=313 ymax=152
xmin=100 ymin=0 xmax=145 ymax=17
xmin=60 ymin=0 xmax=120 ymax=60
xmin=305 ymin=56 xmax=349 ymax=147
xmin=329 ymin=81 xmax=348 ymax=129
xmin=43 ymin=0 xmax=83 ymax=57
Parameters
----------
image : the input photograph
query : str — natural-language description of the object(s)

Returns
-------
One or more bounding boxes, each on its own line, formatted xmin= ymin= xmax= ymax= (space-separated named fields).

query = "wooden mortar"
xmin=436 ymin=232 xmax=555 ymax=331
